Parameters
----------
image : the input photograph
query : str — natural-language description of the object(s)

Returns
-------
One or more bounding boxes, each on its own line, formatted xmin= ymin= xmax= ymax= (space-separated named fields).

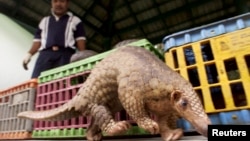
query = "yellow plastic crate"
xmin=164 ymin=27 xmax=250 ymax=114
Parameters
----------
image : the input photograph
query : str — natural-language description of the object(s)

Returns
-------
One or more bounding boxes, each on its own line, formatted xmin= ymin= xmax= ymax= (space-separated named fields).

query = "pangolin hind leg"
xmin=157 ymin=112 xmax=183 ymax=141
xmin=89 ymin=104 xmax=131 ymax=136
xmin=86 ymin=117 xmax=102 ymax=141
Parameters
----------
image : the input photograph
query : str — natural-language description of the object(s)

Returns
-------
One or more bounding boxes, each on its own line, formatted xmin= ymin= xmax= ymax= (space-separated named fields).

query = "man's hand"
xmin=70 ymin=50 xmax=97 ymax=63
xmin=23 ymin=53 xmax=32 ymax=70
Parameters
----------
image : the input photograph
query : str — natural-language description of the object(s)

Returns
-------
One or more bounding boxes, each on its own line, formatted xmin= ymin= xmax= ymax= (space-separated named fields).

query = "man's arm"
xmin=23 ymin=16 xmax=45 ymax=70
xmin=73 ymin=17 xmax=86 ymax=51
xmin=28 ymin=41 xmax=41 ymax=55
xmin=23 ymin=41 xmax=41 ymax=70
xmin=76 ymin=39 xmax=86 ymax=51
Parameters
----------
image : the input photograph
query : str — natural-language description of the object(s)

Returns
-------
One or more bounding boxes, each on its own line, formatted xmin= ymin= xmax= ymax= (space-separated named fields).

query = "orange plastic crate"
xmin=0 ymin=79 xmax=37 ymax=96
xmin=0 ymin=131 xmax=32 ymax=139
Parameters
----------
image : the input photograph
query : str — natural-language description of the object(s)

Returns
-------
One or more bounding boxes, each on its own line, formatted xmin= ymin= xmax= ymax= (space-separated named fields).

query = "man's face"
xmin=51 ymin=0 xmax=69 ymax=16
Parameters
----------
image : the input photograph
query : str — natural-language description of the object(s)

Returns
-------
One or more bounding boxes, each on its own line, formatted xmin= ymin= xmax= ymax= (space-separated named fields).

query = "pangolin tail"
xmin=18 ymin=97 xmax=81 ymax=121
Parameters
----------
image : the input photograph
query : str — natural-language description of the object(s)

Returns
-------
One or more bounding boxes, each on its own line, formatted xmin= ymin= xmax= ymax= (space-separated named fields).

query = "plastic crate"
xmin=0 ymin=79 xmax=37 ymax=140
xmin=38 ymin=39 xmax=164 ymax=84
xmin=34 ymin=71 xmax=91 ymax=131
xmin=0 ymin=132 xmax=32 ymax=140
xmin=0 ymin=79 xmax=37 ymax=96
xmin=32 ymin=128 xmax=87 ymax=139
xmin=32 ymin=126 xmax=149 ymax=139
xmin=178 ymin=109 xmax=250 ymax=132
xmin=34 ymin=69 xmax=154 ymax=138
xmin=164 ymin=26 xmax=250 ymax=114
xmin=163 ymin=12 xmax=250 ymax=51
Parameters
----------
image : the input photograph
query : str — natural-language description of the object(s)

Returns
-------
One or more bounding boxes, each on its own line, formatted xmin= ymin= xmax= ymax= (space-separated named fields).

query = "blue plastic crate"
xmin=163 ymin=12 xmax=250 ymax=51
xmin=177 ymin=109 xmax=250 ymax=132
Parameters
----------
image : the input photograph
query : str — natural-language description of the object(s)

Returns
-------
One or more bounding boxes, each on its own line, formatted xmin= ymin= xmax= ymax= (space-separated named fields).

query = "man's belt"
xmin=44 ymin=46 xmax=75 ymax=53
xmin=52 ymin=46 xmax=59 ymax=51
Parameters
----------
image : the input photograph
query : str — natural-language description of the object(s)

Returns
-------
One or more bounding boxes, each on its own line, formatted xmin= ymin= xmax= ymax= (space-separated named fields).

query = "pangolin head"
xmin=170 ymin=84 xmax=211 ymax=137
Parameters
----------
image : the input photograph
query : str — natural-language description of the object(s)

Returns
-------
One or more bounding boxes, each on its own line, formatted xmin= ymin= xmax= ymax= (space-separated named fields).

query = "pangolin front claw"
xmin=162 ymin=128 xmax=183 ymax=141
xmin=105 ymin=121 xmax=131 ymax=135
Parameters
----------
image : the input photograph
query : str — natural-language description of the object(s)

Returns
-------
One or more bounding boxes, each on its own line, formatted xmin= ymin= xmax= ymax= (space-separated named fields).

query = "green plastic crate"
xmin=38 ymin=39 xmax=164 ymax=84
xmin=123 ymin=126 xmax=150 ymax=135
xmin=32 ymin=126 xmax=149 ymax=139
xmin=38 ymin=51 xmax=111 ymax=83
xmin=32 ymin=128 xmax=87 ymax=138
xmin=129 ymin=39 xmax=164 ymax=61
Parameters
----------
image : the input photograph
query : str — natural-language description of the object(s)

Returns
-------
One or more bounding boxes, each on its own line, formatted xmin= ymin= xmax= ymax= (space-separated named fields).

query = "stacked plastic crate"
xmin=163 ymin=12 xmax=250 ymax=132
xmin=32 ymin=39 xmax=164 ymax=139
xmin=0 ymin=79 xmax=37 ymax=139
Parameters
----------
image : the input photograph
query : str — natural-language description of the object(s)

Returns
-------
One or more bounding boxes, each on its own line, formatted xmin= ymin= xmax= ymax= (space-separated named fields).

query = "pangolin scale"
xmin=18 ymin=46 xmax=211 ymax=141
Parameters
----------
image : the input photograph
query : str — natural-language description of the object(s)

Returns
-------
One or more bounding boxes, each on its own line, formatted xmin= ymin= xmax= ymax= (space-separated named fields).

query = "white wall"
xmin=0 ymin=13 xmax=38 ymax=90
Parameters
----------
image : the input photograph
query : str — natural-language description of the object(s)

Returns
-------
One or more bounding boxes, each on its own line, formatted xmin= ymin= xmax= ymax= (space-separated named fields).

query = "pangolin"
xmin=18 ymin=46 xmax=211 ymax=141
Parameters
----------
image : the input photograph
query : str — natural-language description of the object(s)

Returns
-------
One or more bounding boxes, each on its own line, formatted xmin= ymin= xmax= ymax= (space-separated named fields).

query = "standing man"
xmin=22 ymin=0 xmax=86 ymax=78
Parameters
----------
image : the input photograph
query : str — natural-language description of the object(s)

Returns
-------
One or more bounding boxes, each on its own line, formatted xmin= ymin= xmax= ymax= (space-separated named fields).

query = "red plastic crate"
xmin=34 ymin=71 xmax=91 ymax=130
xmin=114 ymin=110 xmax=135 ymax=124
xmin=34 ymin=70 xmax=155 ymax=130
